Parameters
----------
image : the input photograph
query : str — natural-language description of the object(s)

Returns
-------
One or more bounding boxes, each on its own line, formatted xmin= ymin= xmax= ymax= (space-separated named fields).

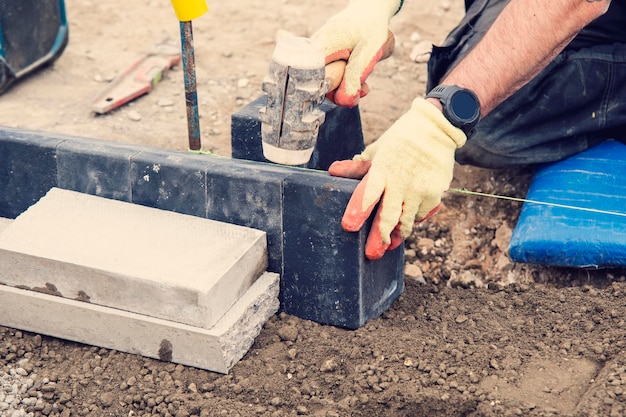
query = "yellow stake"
xmin=170 ymin=0 xmax=208 ymax=22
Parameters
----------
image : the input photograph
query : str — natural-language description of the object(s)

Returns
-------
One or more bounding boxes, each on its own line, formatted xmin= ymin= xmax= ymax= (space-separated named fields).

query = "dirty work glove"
xmin=328 ymin=98 xmax=467 ymax=260
xmin=311 ymin=0 xmax=401 ymax=107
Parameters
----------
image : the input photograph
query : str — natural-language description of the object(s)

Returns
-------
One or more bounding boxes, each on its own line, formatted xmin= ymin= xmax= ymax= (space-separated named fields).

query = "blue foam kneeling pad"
xmin=509 ymin=139 xmax=626 ymax=268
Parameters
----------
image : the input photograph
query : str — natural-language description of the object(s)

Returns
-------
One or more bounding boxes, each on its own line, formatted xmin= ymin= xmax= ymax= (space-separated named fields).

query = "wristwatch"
xmin=425 ymin=85 xmax=481 ymax=135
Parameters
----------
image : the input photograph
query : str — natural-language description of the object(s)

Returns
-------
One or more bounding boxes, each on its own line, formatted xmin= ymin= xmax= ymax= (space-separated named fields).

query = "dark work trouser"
xmin=427 ymin=0 xmax=626 ymax=168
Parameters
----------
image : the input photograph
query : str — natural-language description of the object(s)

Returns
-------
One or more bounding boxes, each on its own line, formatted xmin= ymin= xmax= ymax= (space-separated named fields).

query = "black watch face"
xmin=450 ymin=91 xmax=479 ymax=121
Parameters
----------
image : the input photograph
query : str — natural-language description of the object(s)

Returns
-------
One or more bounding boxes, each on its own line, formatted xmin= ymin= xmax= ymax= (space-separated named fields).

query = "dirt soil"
xmin=2 ymin=0 xmax=626 ymax=416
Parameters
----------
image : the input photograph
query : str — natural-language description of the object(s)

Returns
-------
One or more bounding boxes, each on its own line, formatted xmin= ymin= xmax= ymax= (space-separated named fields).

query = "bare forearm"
xmin=432 ymin=0 xmax=611 ymax=117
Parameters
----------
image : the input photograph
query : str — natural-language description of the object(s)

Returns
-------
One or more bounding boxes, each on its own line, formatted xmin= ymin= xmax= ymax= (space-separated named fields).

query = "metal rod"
xmin=179 ymin=21 xmax=201 ymax=151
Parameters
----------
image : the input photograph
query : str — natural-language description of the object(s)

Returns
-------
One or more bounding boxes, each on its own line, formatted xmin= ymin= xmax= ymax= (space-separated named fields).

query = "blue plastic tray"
xmin=509 ymin=139 xmax=626 ymax=268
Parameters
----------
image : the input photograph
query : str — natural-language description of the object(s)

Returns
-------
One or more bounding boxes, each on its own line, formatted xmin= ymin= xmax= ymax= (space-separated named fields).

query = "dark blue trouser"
xmin=427 ymin=0 xmax=626 ymax=168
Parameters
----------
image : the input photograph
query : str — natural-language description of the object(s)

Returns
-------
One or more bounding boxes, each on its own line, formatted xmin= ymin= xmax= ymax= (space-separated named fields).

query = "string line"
xmin=448 ymin=188 xmax=626 ymax=218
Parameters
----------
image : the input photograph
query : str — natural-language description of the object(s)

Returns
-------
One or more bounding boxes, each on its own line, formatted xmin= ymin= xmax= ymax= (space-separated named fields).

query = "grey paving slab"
xmin=0 ymin=188 xmax=267 ymax=329
xmin=0 ymin=272 xmax=280 ymax=374
xmin=0 ymin=217 xmax=12 ymax=235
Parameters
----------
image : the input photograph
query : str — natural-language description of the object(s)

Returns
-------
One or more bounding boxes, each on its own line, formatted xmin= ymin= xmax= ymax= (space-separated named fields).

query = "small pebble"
xmin=404 ymin=264 xmax=425 ymax=283
xmin=157 ymin=98 xmax=174 ymax=107
xmin=320 ymin=358 xmax=338 ymax=373
xmin=410 ymin=41 xmax=432 ymax=63
xmin=127 ymin=110 xmax=142 ymax=121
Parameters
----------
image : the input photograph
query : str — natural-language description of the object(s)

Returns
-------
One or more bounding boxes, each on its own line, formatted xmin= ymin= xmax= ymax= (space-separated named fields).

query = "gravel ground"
xmin=2 ymin=271 xmax=626 ymax=417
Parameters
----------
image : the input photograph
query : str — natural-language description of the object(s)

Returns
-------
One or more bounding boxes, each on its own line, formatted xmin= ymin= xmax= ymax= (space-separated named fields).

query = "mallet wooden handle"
xmin=324 ymin=30 xmax=396 ymax=93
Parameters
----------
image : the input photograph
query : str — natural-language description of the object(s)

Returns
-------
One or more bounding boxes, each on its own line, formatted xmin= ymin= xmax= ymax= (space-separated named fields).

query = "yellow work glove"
xmin=312 ymin=0 xmax=401 ymax=107
xmin=328 ymin=98 xmax=467 ymax=260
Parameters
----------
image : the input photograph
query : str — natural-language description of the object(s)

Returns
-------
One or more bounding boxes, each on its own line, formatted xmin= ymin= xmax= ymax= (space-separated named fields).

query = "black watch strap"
xmin=426 ymin=85 xmax=480 ymax=135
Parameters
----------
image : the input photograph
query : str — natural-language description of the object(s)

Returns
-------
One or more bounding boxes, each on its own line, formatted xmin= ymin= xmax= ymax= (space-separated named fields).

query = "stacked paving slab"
xmin=0 ymin=188 xmax=279 ymax=374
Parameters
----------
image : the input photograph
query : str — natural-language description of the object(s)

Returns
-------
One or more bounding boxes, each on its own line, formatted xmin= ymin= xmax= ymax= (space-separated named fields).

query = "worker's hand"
xmin=312 ymin=0 xmax=400 ymax=107
xmin=328 ymin=98 xmax=467 ymax=260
